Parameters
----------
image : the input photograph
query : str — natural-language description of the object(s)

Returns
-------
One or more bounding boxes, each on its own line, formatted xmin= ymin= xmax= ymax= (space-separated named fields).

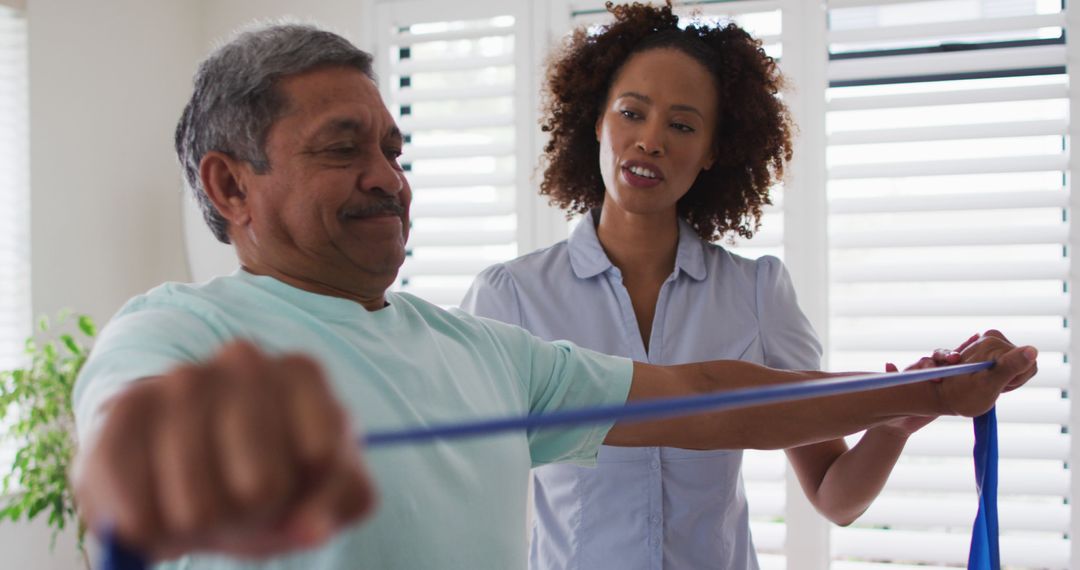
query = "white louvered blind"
xmin=825 ymin=0 xmax=1069 ymax=568
xmin=0 ymin=5 xmax=28 ymax=381
xmin=374 ymin=0 xmax=531 ymax=306
xmin=0 ymin=5 xmax=29 ymax=471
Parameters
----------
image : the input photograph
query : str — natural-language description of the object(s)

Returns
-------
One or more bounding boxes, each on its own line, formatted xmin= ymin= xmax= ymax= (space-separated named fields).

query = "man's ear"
xmin=199 ymin=151 xmax=253 ymax=228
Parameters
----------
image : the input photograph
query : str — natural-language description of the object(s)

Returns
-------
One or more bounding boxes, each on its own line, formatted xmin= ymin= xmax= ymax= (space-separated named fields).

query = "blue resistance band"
xmin=970 ymin=407 xmax=1000 ymax=570
xmin=102 ymin=361 xmax=999 ymax=570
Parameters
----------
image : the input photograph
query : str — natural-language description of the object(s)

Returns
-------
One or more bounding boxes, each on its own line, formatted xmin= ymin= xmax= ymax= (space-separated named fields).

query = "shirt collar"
xmin=567 ymin=211 xmax=612 ymax=279
xmin=568 ymin=211 xmax=707 ymax=281
xmin=674 ymin=217 xmax=707 ymax=281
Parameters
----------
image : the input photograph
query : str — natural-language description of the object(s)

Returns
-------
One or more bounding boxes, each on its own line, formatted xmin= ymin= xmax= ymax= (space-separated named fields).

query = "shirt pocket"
xmin=668 ymin=325 xmax=763 ymax=366
xmin=727 ymin=330 xmax=764 ymax=363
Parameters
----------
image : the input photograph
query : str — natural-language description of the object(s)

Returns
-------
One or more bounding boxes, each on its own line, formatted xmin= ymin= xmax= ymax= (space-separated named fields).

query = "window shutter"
xmin=373 ymin=0 xmax=530 ymax=306
xmin=0 ymin=6 xmax=29 ymax=372
xmin=0 ymin=4 xmax=29 ymax=472
xmin=825 ymin=0 xmax=1069 ymax=567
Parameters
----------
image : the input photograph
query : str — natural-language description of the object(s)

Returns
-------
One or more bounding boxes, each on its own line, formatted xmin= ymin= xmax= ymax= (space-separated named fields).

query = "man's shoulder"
xmin=393 ymin=291 xmax=503 ymax=332
xmin=115 ymin=274 xmax=246 ymax=320
xmin=99 ymin=273 xmax=276 ymax=349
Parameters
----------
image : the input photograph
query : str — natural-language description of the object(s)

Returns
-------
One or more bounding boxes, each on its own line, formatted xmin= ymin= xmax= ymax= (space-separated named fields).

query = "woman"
xmin=462 ymin=3 xmax=938 ymax=569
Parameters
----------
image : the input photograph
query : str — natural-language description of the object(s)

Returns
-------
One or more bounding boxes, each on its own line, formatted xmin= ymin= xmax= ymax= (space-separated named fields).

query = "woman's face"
xmin=595 ymin=48 xmax=718 ymax=218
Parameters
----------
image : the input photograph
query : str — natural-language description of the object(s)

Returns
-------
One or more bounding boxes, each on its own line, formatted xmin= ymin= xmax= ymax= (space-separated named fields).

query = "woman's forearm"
xmin=792 ymin=427 xmax=911 ymax=526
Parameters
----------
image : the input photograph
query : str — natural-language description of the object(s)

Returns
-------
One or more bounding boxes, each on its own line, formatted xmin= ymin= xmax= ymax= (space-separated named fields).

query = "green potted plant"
xmin=0 ymin=312 xmax=95 ymax=569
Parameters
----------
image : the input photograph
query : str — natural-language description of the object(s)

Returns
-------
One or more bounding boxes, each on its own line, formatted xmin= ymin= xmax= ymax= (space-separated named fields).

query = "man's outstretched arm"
xmin=605 ymin=330 xmax=1038 ymax=450
xmin=73 ymin=342 xmax=376 ymax=563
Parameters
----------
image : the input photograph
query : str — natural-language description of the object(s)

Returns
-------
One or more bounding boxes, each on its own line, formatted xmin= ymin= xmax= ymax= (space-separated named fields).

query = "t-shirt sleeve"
xmin=524 ymin=339 xmax=633 ymax=467
xmin=459 ymin=264 xmax=523 ymax=326
xmin=73 ymin=304 xmax=224 ymax=443
xmin=755 ymin=255 xmax=823 ymax=371
xmin=466 ymin=314 xmax=632 ymax=468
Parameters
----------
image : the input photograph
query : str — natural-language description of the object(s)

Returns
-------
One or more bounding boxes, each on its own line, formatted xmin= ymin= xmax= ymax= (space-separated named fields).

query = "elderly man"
xmin=72 ymin=23 xmax=1037 ymax=570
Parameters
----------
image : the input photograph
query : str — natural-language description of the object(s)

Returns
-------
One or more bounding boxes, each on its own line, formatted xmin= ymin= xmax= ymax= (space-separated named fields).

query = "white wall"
xmin=28 ymin=0 xmax=202 ymax=324
xmin=0 ymin=516 xmax=86 ymax=570
xmin=203 ymin=0 xmax=367 ymax=50
xmin=7 ymin=1 xmax=368 ymax=567
xmin=27 ymin=0 xmax=370 ymax=326
xmin=13 ymin=0 xmax=203 ymax=566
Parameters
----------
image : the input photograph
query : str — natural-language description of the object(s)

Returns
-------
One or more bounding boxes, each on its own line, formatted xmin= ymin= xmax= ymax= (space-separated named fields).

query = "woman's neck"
xmin=595 ymin=205 xmax=679 ymax=281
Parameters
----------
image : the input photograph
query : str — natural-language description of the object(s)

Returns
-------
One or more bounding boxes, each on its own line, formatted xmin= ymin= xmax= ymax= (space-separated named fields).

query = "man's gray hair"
xmin=175 ymin=23 xmax=374 ymax=244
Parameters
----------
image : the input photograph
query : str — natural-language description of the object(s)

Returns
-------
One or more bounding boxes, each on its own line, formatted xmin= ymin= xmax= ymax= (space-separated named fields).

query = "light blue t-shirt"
xmin=461 ymin=215 xmax=822 ymax=570
xmin=73 ymin=270 xmax=633 ymax=570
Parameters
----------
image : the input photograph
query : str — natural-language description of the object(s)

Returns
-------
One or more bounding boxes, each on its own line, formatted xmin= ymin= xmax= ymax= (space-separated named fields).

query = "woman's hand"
xmin=876 ymin=333 xmax=984 ymax=437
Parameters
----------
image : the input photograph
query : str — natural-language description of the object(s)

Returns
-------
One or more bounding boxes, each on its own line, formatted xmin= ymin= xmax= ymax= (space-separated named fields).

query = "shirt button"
xmin=650 ymin=536 xmax=661 ymax=547
xmin=651 ymin=515 xmax=661 ymax=525
xmin=650 ymin=460 xmax=660 ymax=470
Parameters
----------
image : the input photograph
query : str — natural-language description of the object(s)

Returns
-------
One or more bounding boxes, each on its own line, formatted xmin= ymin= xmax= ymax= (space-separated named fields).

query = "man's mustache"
xmin=341 ymin=200 xmax=406 ymax=218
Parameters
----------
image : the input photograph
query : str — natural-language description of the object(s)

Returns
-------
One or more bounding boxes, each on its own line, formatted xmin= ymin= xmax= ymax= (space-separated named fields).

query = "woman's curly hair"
xmin=539 ymin=1 xmax=794 ymax=241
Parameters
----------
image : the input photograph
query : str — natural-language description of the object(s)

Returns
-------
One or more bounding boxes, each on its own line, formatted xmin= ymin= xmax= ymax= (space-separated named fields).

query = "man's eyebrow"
xmin=309 ymin=118 xmax=365 ymax=140
xmin=615 ymin=91 xmax=704 ymax=119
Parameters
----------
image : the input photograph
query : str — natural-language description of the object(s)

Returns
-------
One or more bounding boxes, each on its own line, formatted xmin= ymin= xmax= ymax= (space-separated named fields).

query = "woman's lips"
xmin=621 ymin=163 xmax=663 ymax=188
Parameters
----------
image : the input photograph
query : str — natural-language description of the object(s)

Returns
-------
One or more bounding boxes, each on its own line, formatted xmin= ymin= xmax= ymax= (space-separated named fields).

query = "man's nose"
xmin=363 ymin=157 xmax=406 ymax=196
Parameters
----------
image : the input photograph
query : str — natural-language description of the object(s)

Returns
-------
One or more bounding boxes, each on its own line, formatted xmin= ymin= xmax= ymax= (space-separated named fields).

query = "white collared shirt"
xmin=462 ymin=213 xmax=822 ymax=570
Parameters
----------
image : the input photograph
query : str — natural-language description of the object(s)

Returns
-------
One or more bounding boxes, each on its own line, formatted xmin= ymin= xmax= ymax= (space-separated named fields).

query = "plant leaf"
xmin=77 ymin=316 xmax=96 ymax=338
xmin=60 ymin=335 xmax=81 ymax=357
xmin=0 ymin=310 xmax=95 ymax=557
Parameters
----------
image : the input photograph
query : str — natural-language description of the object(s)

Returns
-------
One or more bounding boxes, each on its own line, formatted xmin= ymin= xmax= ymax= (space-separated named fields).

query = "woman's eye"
xmin=671 ymin=123 xmax=695 ymax=133
xmin=619 ymin=109 xmax=640 ymax=120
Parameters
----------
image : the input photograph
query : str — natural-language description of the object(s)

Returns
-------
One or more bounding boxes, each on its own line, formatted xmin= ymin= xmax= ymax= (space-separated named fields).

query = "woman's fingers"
xmin=998 ymin=346 xmax=1039 ymax=392
xmin=939 ymin=335 xmax=1038 ymax=417
xmin=955 ymin=333 xmax=981 ymax=353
